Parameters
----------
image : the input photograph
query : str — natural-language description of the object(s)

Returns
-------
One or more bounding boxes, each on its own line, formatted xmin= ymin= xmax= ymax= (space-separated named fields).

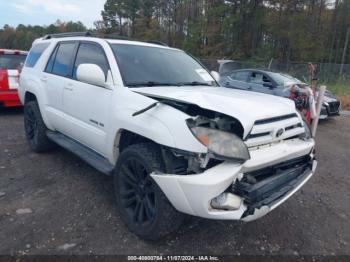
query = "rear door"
xmin=43 ymin=41 xmax=78 ymax=130
xmin=61 ymin=42 xmax=112 ymax=155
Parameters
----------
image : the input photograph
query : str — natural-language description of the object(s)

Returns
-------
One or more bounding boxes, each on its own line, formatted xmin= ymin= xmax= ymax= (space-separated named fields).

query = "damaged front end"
xmin=152 ymin=146 xmax=316 ymax=221
xmin=136 ymin=94 xmax=250 ymax=174
xmin=151 ymin=109 xmax=316 ymax=221
xmin=136 ymin=92 xmax=316 ymax=221
xmin=233 ymin=154 xmax=316 ymax=221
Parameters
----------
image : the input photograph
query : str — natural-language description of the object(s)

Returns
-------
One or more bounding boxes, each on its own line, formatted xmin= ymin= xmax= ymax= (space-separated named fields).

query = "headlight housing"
xmin=190 ymin=126 xmax=250 ymax=162
xmin=300 ymin=119 xmax=312 ymax=140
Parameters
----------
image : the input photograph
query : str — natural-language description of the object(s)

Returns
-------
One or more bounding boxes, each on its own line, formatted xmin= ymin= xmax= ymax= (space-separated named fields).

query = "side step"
xmin=46 ymin=131 xmax=114 ymax=175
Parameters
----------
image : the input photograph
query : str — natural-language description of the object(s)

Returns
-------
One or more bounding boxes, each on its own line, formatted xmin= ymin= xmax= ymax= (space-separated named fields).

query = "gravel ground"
xmin=0 ymin=108 xmax=349 ymax=256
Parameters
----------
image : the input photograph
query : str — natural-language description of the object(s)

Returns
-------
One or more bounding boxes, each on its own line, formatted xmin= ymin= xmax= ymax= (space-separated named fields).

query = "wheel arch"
xmin=23 ymin=89 xmax=53 ymax=130
xmin=24 ymin=91 xmax=37 ymax=104
xmin=112 ymin=129 xmax=159 ymax=162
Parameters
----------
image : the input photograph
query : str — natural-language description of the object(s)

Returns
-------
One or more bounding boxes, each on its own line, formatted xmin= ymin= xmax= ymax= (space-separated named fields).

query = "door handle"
xmin=40 ymin=77 xmax=47 ymax=83
xmin=64 ymin=83 xmax=74 ymax=91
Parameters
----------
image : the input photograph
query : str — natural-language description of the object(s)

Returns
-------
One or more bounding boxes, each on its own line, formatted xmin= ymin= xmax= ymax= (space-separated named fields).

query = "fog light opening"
xmin=211 ymin=193 xmax=242 ymax=211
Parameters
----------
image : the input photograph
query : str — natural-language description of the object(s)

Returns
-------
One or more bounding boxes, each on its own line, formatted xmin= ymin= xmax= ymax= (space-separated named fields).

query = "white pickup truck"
xmin=18 ymin=33 xmax=317 ymax=240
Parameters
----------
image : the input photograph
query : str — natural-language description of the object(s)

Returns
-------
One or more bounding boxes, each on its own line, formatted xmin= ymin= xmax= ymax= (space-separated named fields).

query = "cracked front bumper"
xmin=151 ymin=138 xmax=316 ymax=221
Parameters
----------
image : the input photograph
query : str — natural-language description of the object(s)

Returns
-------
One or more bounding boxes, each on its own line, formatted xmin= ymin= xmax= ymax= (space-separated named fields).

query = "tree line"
xmin=0 ymin=21 xmax=87 ymax=51
xmin=1 ymin=0 xmax=349 ymax=65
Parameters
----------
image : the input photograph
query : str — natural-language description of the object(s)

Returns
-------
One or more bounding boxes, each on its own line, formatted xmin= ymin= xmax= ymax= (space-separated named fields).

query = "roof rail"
xmin=42 ymin=31 xmax=169 ymax=47
xmin=43 ymin=31 xmax=93 ymax=40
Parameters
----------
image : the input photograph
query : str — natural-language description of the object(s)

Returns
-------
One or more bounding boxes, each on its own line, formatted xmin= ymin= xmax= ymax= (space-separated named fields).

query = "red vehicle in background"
xmin=0 ymin=49 xmax=28 ymax=107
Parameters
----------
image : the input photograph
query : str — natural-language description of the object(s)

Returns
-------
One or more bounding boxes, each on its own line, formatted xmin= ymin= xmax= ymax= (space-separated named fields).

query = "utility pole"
xmin=339 ymin=27 xmax=350 ymax=76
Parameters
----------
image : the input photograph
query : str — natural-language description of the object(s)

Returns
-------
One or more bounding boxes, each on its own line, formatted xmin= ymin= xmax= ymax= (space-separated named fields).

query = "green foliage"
xmin=183 ymin=23 xmax=202 ymax=56
xmin=0 ymin=20 xmax=87 ymax=50
xmin=324 ymin=80 xmax=350 ymax=96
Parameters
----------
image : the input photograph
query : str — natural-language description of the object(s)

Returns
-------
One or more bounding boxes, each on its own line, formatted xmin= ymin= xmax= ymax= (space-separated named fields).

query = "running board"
xmin=46 ymin=131 xmax=114 ymax=175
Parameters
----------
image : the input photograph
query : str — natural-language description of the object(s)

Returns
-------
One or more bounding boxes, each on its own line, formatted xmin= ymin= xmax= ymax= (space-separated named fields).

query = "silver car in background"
xmin=219 ymin=67 xmax=340 ymax=119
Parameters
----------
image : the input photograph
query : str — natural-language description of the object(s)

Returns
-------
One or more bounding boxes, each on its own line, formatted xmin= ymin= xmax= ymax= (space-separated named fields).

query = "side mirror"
xmin=263 ymin=82 xmax=274 ymax=89
xmin=77 ymin=64 xmax=106 ymax=87
xmin=211 ymin=71 xmax=220 ymax=82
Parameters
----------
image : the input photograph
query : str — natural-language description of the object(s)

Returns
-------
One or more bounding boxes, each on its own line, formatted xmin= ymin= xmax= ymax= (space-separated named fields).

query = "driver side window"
xmin=250 ymin=72 xmax=263 ymax=84
xmin=250 ymin=72 xmax=271 ymax=85
xmin=73 ymin=43 xmax=110 ymax=80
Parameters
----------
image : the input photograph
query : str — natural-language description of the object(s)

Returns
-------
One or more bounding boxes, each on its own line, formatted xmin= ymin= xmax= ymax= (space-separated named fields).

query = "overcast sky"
xmin=0 ymin=0 xmax=106 ymax=28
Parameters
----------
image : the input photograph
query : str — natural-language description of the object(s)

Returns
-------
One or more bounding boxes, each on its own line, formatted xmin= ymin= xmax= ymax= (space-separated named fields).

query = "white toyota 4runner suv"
xmin=19 ymin=33 xmax=317 ymax=240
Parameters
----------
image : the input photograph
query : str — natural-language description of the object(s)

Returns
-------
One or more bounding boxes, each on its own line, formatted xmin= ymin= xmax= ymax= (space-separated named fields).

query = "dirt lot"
xmin=0 ymin=108 xmax=349 ymax=256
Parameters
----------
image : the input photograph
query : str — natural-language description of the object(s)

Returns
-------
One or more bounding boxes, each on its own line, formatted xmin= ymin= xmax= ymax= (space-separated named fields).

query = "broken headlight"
xmin=190 ymin=126 xmax=250 ymax=162
xmin=300 ymin=119 xmax=312 ymax=140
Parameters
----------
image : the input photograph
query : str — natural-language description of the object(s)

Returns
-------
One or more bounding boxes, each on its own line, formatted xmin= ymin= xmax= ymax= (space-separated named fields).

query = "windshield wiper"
xmin=127 ymin=81 xmax=180 ymax=87
xmin=177 ymin=81 xmax=212 ymax=86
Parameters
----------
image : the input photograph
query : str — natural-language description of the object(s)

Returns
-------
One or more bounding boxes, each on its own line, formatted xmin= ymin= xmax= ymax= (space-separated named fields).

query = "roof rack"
xmin=43 ymin=31 xmax=93 ymax=40
xmin=42 ymin=31 xmax=169 ymax=47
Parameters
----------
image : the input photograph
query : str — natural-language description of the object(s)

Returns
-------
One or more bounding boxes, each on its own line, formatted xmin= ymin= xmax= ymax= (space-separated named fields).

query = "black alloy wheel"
xmin=119 ymin=157 xmax=157 ymax=225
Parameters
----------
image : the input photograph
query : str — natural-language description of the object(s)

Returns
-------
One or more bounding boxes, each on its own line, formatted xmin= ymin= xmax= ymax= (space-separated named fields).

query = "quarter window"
xmin=51 ymin=43 xmax=76 ymax=77
xmin=25 ymin=43 xmax=49 ymax=68
xmin=73 ymin=43 xmax=109 ymax=80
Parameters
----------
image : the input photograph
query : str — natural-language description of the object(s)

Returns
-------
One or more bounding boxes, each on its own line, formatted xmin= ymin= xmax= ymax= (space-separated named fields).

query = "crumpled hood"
xmin=132 ymin=86 xmax=296 ymax=138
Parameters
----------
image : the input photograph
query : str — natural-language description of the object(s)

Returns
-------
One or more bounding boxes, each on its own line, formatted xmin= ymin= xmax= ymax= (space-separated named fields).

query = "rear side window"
xmin=0 ymin=54 xmax=26 ymax=70
xmin=73 ymin=43 xmax=110 ymax=80
xmin=25 ymin=43 xmax=49 ymax=68
xmin=231 ymin=71 xmax=249 ymax=82
xmin=51 ymin=43 xmax=76 ymax=77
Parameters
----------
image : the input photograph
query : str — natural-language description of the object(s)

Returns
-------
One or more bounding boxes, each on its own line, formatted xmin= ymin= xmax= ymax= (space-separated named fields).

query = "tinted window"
xmin=73 ymin=43 xmax=109 ymax=80
xmin=0 ymin=54 xmax=27 ymax=69
xmin=25 ymin=43 xmax=49 ymax=68
xmin=231 ymin=71 xmax=249 ymax=82
xmin=45 ymin=45 xmax=59 ymax=73
xmin=111 ymin=44 xmax=215 ymax=87
xmin=51 ymin=43 xmax=76 ymax=77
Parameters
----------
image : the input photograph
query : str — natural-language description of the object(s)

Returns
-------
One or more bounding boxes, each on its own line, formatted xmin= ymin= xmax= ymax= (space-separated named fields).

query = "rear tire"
xmin=114 ymin=143 xmax=185 ymax=240
xmin=24 ymin=101 xmax=55 ymax=152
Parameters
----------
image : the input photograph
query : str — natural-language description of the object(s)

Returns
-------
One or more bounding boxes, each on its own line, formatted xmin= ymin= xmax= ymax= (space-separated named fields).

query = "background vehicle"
xmin=19 ymin=33 xmax=316 ymax=240
xmin=0 ymin=49 xmax=27 ymax=107
xmin=219 ymin=68 xmax=340 ymax=119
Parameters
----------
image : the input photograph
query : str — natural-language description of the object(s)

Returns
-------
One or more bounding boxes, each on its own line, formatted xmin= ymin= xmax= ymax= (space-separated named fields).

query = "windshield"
xmin=110 ymin=44 xmax=215 ymax=87
xmin=269 ymin=72 xmax=302 ymax=86
xmin=0 ymin=54 xmax=26 ymax=70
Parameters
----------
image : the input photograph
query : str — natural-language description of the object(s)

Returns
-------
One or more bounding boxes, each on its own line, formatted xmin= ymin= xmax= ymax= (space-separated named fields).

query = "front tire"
xmin=24 ymin=101 xmax=55 ymax=153
xmin=114 ymin=143 xmax=185 ymax=240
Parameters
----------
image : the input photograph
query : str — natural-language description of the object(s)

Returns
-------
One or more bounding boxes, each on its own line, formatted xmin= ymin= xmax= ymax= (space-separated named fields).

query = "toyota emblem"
xmin=276 ymin=128 xmax=284 ymax=138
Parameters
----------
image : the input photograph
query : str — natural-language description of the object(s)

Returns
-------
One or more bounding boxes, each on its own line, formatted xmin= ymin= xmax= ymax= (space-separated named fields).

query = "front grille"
xmin=328 ymin=101 xmax=340 ymax=114
xmin=254 ymin=113 xmax=297 ymax=125
xmin=245 ymin=114 xmax=305 ymax=148
xmin=233 ymin=155 xmax=312 ymax=217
